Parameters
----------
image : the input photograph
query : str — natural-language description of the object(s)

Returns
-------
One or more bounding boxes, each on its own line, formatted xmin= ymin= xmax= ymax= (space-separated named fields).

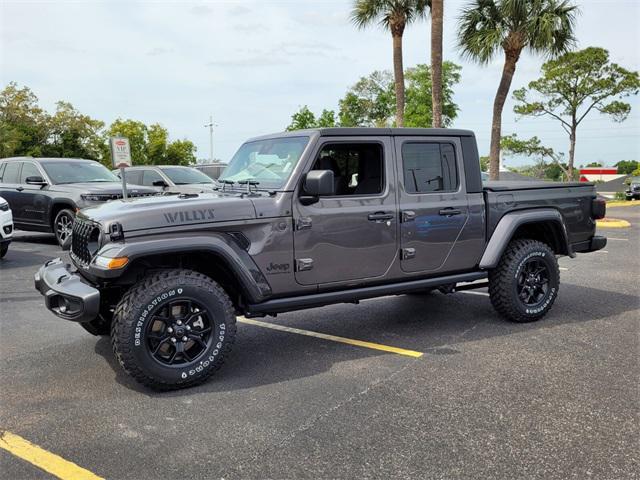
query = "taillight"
xmin=592 ymin=196 xmax=606 ymax=220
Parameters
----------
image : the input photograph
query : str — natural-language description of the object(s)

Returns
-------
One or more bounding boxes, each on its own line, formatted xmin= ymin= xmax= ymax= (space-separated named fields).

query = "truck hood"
xmin=78 ymin=192 xmax=256 ymax=232
xmin=54 ymin=182 xmax=157 ymax=195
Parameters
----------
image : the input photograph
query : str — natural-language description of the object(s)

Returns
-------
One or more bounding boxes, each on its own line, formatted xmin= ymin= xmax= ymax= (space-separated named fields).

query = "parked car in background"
xmin=0 ymin=195 xmax=13 ymax=258
xmin=113 ymin=165 xmax=217 ymax=194
xmin=194 ymin=163 xmax=227 ymax=180
xmin=0 ymin=157 xmax=157 ymax=248
xmin=625 ymin=177 xmax=640 ymax=200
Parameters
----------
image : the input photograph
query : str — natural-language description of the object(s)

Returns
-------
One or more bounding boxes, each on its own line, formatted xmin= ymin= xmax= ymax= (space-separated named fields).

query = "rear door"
xmin=293 ymin=136 xmax=398 ymax=286
xmin=395 ymin=136 xmax=469 ymax=273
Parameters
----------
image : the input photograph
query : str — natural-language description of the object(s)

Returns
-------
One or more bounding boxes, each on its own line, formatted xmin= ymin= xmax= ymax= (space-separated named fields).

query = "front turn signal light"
xmin=94 ymin=256 xmax=129 ymax=269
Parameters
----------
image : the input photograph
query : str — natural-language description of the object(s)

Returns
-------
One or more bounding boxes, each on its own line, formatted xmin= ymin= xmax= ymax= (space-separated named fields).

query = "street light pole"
xmin=204 ymin=116 xmax=216 ymax=163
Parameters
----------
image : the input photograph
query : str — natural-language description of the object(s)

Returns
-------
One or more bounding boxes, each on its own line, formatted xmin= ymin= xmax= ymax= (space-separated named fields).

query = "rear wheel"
xmin=111 ymin=269 xmax=237 ymax=390
xmin=53 ymin=209 xmax=75 ymax=249
xmin=489 ymin=239 xmax=560 ymax=323
xmin=0 ymin=243 xmax=8 ymax=258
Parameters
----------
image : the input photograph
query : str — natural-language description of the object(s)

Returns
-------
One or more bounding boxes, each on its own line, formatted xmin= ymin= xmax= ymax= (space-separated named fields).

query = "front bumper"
xmin=34 ymin=258 xmax=100 ymax=322
xmin=572 ymin=235 xmax=607 ymax=254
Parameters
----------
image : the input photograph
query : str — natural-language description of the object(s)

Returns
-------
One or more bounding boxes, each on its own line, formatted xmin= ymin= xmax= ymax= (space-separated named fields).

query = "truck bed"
xmin=483 ymin=181 xmax=593 ymax=191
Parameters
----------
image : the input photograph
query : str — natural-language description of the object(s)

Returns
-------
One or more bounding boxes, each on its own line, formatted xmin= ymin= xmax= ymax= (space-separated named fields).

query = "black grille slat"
xmin=71 ymin=218 xmax=95 ymax=266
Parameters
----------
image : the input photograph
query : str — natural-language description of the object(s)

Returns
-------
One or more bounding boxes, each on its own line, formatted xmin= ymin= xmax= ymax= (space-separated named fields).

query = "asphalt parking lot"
xmin=1 ymin=206 xmax=638 ymax=479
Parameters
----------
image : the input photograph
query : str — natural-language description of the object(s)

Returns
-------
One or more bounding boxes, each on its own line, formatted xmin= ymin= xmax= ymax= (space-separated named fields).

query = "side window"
xmin=311 ymin=143 xmax=384 ymax=196
xmin=0 ymin=163 xmax=5 ymax=181
xmin=402 ymin=142 xmax=459 ymax=193
xmin=2 ymin=162 xmax=21 ymax=184
xmin=142 ymin=169 xmax=164 ymax=186
xmin=19 ymin=162 xmax=41 ymax=183
xmin=123 ymin=170 xmax=142 ymax=185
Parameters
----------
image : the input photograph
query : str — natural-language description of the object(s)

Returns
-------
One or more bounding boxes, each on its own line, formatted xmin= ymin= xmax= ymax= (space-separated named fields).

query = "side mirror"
xmin=300 ymin=170 xmax=334 ymax=205
xmin=152 ymin=180 xmax=169 ymax=188
xmin=25 ymin=176 xmax=47 ymax=186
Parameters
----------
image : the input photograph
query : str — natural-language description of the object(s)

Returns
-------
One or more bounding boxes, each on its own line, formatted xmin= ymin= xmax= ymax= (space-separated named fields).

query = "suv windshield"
xmin=42 ymin=161 xmax=120 ymax=184
xmin=160 ymin=167 xmax=214 ymax=185
xmin=219 ymin=136 xmax=309 ymax=189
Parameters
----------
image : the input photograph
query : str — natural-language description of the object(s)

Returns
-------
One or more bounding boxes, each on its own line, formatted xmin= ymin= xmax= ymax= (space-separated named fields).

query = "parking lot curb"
xmin=606 ymin=201 xmax=640 ymax=208
xmin=596 ymin=218 xmax=631 ymax=228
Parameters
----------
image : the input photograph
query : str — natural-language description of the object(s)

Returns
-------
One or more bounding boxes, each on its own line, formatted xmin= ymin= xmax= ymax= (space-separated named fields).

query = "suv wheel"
xmin=53 ymin=209 xmax=75 ymax=249
xmin=488 ymin=239 xmax=560 ymax=323
xmin=0 ymin=243 xmax=8 ymax=258
xmin=111 ymin=269 xmax=237 ymax=390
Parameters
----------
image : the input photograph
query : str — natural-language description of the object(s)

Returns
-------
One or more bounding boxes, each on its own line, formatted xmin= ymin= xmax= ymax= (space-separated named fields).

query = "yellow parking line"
xmin=237 ymin=317 xmax=423 ymax=358
xmin=0 ymin=431 xmax=103 ymax=480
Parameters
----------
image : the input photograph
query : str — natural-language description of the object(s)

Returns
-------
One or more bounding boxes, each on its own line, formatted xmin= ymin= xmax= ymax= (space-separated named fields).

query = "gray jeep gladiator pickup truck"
xmin=34 ymin=128 xmax=607 ymax=390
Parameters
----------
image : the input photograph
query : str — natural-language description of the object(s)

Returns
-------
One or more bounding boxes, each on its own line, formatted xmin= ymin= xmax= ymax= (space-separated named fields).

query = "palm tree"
xmin=431 ymin=0 xmax=443 ymax=128
xmin=352 ymin=0 xmax=428 ymax=127
xmin=457 ymin=0 xmax=578 ymax=180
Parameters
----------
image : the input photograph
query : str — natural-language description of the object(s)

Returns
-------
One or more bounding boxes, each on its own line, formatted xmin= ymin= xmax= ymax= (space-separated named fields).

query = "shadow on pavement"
xmin=92 ymin=281 xmax=638 ymax=397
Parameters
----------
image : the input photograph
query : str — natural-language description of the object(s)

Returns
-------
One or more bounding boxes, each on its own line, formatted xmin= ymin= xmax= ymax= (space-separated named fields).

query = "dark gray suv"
xmin=0 ymin=157 xmax=156 ymax=247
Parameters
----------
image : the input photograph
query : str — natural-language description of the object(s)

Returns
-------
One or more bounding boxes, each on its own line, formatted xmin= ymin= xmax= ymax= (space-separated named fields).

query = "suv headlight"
xmin=81 ymin=194 xmax=105 ymax=202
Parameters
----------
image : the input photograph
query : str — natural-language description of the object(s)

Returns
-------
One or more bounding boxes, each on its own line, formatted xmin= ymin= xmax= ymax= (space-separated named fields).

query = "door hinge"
xmin=296 ymin=217 xmax=312 ymax=230
xmin=296 ymin=258 xmax=314 ymax=272
xmin=401 ymin=248 xmax=416 ymax=260
xmin=401 ymin=210 xmax=416 ymax=223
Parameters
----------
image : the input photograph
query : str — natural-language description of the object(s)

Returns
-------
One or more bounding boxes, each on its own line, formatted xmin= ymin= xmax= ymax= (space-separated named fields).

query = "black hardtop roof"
xmin=248 ymin=127 xmax=475 ymax=142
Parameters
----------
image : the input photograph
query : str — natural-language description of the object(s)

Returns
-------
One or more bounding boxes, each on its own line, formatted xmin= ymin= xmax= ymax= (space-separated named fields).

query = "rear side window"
xmin=123 ymin=170 xmax=142 ymax=185
xmin=20 ymin=162 xmax=41 ymax=183
xmin=1 ymin=162 xmax=21 ymax=184
xmin=0 ymin=163 xmax=5 ymax=181
xmin=402 ymin=142 xmax=458 ymax=193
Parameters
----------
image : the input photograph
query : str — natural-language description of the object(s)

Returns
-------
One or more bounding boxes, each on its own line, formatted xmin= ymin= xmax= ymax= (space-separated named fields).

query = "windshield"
xmin=219 ymin=136 xmax=309 ymax=189
xmin=42 ymin=161 xmax=120 ymax=184
xmin=160 ymin=167 xmax=214 ymax=185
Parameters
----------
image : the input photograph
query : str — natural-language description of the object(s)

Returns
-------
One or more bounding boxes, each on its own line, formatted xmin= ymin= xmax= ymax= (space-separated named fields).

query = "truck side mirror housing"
xmin=152 ymin=180 xmax=169 ymax=188
xmin=25 ymin=176 xmax=47 ymax=187
xmin=301 ymin=170 xmax=334 ymax=205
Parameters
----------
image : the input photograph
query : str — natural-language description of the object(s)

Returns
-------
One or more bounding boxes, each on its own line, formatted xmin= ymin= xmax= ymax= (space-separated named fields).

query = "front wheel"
xmin=489 ymin=239 xmax=560 ymax=323
xmin=111 ymin=269 xmax=237 ymax=390
xmin=53 ymin=209 xmax=75 ymax=249
xmin=0 ymin=243 xmax=8 ymax=258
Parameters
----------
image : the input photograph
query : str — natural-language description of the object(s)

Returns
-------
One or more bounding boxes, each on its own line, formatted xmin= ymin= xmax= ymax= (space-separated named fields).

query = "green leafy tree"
xmin=457 ymin=0 xmax=578 ymax=180
xmin=479 ymin=155 xmax=490 ymax=172
xmin=584 ymin=162 xmax=602 ymax=168
xmin=339 ymin=70 xmax=395 ymax=127
xmin=106 ymin=119 xmax=148 ymax=165
xmin=615 ymin=160 xmax=639 ymax=175
xmin=46 ymin=101 xmax=105 ymax=160
xmin=166 ymin=139 xmax=197 ymax=166
xmin=513 ymin=47 xmax=640 ymax=180
xmin=0 ymin=82 xmax=49 ymax=157
xmin=351 ymin=0 xmax=428 ymax=127
xmin=501 ymin=133 xmax=568 ymax=180
xmin=404 ymin=62 xmax=461 ymax=127
xmin=286 ymin=106 xmax=336 ymax=130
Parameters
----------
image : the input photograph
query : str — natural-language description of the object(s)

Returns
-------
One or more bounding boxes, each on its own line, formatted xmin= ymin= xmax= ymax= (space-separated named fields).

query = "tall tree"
xmin=286 ymin=106 xmax=336 ymax=131
xmin=430 ymin=0 xmax=444 ymax=127
xmin=457 ymin=0 xmax=578 ymax=180
xmin=405 ymin=62 xmax=461 ymax=127
xmin=47 ymin=101 xmax=105 ymax=160
xmin=513 ymin=47 xmax=640 ymax=180
xmin=501 ymin=133 xmax=568 ymax=180
xmin=351 ymin=0 xmax=428 ymax=127
xmin=339 ymin=70 xmax=395 ymax=127
xmin=0 ymin=82 xmax=49 ymax=157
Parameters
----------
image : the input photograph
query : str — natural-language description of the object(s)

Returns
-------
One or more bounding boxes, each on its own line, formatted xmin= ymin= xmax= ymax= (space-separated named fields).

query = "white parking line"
xmin=607 ymin=238 xmax=628 ymax=241
xmin=460 ymin=291 xmax=489 ymax=297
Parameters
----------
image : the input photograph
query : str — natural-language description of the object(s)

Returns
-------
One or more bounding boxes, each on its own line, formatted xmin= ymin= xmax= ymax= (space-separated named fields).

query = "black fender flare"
xmin=479 ymin=208 xmax=572 ymax=269
xmin=93 ymin=232 xmax=272 ymax=303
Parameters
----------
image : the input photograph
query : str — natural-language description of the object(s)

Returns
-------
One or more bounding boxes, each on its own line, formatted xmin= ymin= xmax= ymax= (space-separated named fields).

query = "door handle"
xmin=368 ymin=212 xmax=394 ymax=222
xmin=16 ymin=187 xmax=24 ymax=192
xmin=439 ymin=208 xmax=462 ymax=216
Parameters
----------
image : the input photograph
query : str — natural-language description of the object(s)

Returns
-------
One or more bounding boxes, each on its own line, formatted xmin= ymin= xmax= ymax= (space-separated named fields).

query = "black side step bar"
xmin=246 ymin=271 xmax=488 ymax=316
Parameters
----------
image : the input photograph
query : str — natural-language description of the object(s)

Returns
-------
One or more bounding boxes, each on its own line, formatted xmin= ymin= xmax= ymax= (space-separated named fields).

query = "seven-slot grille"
xmin=71 ymin=217 xmax=96 ymax=266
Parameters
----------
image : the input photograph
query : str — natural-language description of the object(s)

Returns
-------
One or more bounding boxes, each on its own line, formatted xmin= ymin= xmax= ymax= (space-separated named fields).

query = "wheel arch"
xmin=50 ymin=201 xmax=77 ymax=229
xmin=107 ymin=234 xmax=272 ymax=310
xmin=480 ymin=208 xmax=572 ymax=269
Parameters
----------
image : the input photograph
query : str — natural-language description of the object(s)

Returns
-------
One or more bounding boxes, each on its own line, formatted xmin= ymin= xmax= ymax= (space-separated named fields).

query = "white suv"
xmin=0 ymin=195 xmax=13 ymax=258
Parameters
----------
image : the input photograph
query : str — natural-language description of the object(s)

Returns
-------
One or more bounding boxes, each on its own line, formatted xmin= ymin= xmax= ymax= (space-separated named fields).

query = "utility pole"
xmin=204 ymin=116 xmax=217 ymax=163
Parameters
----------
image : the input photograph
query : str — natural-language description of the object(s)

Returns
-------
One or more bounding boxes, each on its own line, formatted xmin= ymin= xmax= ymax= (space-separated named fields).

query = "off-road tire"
xmin=53 ymin=209 xmax=75 ymax=249
xmin=488 ymin=239 xmax=560 ymax=323
xmin=111 ymin=269 xmax=237 ymax=390
xmin=407 ymin=287 xmax=435 ymax=296
xmin=0 ymin=243 xmax=8 ymax=258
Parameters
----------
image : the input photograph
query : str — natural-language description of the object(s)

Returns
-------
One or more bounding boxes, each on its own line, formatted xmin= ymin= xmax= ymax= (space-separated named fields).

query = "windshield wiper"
xmin=238 ymin=180 xmax=260 ymax=194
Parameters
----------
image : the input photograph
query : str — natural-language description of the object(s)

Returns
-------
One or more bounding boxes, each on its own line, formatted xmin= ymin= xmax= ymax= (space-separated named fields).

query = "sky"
xmin=1 ymin=0 xmax=639 ymax=168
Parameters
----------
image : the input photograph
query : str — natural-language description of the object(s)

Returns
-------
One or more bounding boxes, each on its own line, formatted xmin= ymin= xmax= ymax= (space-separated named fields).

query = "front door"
xmin=395 ymin=137 xmax=470 ymax=273
xmin=293 ymin=137 xmax=397 ymax=286
xmin=15 ymin=161 xmax=49 ymax=226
